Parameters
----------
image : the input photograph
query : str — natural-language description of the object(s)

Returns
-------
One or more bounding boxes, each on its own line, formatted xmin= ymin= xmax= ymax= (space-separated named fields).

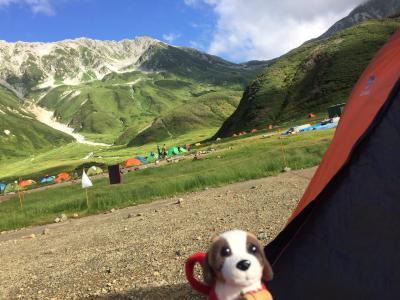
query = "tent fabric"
xmin=55 ymin=172 xmax=71 ymax=183
xmin=135 ymin=156 xmax=147 ymax=163
xmin=147 ymin=152 xmax=159 ymax=162
xmin=40 ymin=176 xmax=55 ymax=184
xmin=167 ymin=147 xmax=180 ymax=156
xmin=19 ymin=180 xmax=36 ymax=188
xmin=265 ymin=30 xmax=400 ymax=298
xmin=288 ymin=30 xmax=400 ymax=223
xmin=124 ymin=158 xmax=142 ymax=167
xmin=0 ymin=183 xmax=6 ymax=193
xmin=4 ymin=183 xmax=18 ymax=193
xmin=178 ymin=147 xmax=187 ymax=153
xmin=86 ymin=166 xmax=103 ymax=176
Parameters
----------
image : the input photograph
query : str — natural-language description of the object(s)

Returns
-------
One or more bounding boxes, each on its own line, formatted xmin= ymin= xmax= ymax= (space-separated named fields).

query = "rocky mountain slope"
xmin=0 ymin=85 xmax=73 ymax=159
xmin=215 ymin=19 xmax=400 ymax=137
xmin=0 ymin=37 xmax=270 ymax=146
xmin=317 ymin=0 xmax=400 ymax=40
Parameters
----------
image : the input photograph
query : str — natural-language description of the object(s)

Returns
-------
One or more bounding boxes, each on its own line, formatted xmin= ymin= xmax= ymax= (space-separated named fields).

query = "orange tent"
xmin=308 ymin=113 xmax=316 ymax=118
xmin=267 ymin=124 xmax=273 ymax=130
xmin=55 ymin=172 xmax=71 ymax=183
xmin=251 ymin=128 xmax=257 ymax=133
xmin=265 ymin=29 xmax=400 ymax=298
xmin=19 ymin=180 xmax=36 ymax=188
xmin=124 ymin=158 xmax=142 ymax=167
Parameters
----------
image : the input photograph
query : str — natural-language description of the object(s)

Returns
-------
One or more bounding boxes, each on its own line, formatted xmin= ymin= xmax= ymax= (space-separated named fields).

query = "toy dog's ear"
xmin=261 ymin=252 xmax=274 ymax=282
xmin=203 ymin=253 xmax=215 ymax=286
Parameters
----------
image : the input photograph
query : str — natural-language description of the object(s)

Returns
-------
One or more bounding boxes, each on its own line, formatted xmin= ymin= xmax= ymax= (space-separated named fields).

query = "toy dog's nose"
xmin=236 ymin=260 xmax=251 ymax=271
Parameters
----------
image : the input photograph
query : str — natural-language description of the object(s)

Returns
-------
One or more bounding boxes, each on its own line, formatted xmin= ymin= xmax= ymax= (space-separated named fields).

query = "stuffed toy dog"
xmin=185 ymin=230 xmax=273 ymax=300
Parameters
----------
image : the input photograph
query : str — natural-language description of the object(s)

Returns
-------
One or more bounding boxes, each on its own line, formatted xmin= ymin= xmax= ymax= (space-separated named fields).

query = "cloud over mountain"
xmin=186 ymin=0 xmax=365 ymax=61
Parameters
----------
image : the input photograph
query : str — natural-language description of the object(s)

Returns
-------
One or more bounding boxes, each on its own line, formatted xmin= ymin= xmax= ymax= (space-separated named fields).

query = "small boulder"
xmin=54 ymin=217 xmax=61 ymax=223
xmin=42 ymin=228 xmax=50 ymax=235
xmin=60 ymin=214 xmax=68 ymax=222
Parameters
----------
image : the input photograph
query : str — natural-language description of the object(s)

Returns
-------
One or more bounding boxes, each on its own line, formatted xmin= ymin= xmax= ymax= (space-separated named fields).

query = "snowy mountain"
xmin=0 ymin=36 xmax=162 ymax=95
xmin=0 ymin=36 xmax=270 ymax=97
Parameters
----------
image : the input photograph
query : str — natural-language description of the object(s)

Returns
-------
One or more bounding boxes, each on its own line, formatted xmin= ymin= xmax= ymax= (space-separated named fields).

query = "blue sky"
xmin=0 ymin=0 xmax=364 ymax=62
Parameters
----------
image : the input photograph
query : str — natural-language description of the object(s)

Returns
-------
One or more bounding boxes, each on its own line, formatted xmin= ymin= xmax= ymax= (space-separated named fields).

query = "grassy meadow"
xmin=0 ymin=128 xmax=334 ymax=231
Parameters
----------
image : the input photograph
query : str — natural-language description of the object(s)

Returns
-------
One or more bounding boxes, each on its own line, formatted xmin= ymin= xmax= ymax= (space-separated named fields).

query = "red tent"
xmin=265 ymin=30 xmax=400 ymax=298
xmin=124 ymin=158 xmax=142 ymax=167
xmin=55 ymin=172 xmax=71 ymax=183
xmin=19 ymin=180 xmax=36 ymax=188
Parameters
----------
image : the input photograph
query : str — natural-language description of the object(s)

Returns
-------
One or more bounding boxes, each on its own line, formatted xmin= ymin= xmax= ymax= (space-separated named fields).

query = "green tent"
xmin=178 ymin=147 xmax=187 ymax=153
xmin=167 ymin=147 xmax=180 ymax=157
xmin=87 ymin=166 xmax=103 ymax=176
xmin=147 ymin=152 xmax=159 ymax=162
xmin=4 ymin=183 xmax=18 ymax=193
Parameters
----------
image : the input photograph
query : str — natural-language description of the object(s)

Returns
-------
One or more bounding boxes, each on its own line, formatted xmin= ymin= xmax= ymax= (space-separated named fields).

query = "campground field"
xmin=0 ymin=166 xmax=317 ymax=299
xmin=0 ymin=128 xmax=334 ymax=231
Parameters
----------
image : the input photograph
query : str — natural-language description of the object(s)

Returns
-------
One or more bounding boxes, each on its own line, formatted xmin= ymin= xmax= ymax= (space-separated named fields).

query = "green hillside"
xmin=36 ymin=71 xmax=244 ymax=144
xmin=0 ymin=86 xmax=73 ymax=159
xmin=215 ymin=19 xmax=400 ymax=137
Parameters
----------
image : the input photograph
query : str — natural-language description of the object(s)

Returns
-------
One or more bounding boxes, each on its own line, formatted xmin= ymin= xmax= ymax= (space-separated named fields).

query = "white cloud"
xmin=186 ymin=0 xmax=366 ymax=61
xmin=183 ymin=0 xmax=199 ymax=7
xmin=0 ymin=0 xmax=54 ymax=15
xmin=162 ymin=33 xmax=181 ymax=43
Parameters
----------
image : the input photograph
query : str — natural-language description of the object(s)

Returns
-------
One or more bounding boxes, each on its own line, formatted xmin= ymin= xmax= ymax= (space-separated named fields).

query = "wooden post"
xmin=85 ymin=188 xmax=89 ymax=208
xmin=18 ymin=189 xmax=23 ymax=209
xmin=280 ymin=140 xmax=288 ymax=168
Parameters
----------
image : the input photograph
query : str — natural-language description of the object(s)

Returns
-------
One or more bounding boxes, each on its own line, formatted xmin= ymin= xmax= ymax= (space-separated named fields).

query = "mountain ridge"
xmin=316 ymin=0 xmax=400 ymax=40
xmin=214 ymin=19 xmax=400 ymax=138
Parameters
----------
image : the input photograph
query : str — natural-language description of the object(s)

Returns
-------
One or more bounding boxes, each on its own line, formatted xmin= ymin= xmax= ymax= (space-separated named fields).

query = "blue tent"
xmin=135 ymin=156 xmax=147 ymax=164
xmin=40 ymin=176 xmax=55 ymax=184
xmin=0 ymin=183 xmax=6 ymax=193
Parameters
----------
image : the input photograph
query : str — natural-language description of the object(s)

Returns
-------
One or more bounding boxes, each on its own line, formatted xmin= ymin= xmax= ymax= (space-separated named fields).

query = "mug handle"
xmin=185 ymin=252 xmax=212 ymax=296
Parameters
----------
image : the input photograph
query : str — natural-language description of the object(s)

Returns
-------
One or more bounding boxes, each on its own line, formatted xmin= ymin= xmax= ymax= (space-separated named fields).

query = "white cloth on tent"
xmin=82 ymin=170 xmax=93 ymax=188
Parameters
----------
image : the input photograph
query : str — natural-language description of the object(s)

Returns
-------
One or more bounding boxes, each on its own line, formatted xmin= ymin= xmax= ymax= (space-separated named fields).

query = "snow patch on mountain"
xmin=25 ymin=102 xmax=111 ymax=146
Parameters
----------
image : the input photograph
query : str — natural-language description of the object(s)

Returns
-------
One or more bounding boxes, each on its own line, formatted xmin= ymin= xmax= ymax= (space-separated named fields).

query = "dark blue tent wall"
xmin=266 ymin=82 xmax=400 ymax=299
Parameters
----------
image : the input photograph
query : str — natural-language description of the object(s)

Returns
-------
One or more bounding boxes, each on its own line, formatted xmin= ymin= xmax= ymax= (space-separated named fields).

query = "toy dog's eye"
xmin=248 ymin=244 xmax=257 ymax=254
xmin=221 ymin=246 xmax=231 ymax=257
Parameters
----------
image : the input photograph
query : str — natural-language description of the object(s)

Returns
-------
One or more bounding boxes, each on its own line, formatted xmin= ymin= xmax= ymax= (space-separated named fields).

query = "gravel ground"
xmin=0 ymin=167 xmax=316 ymax=300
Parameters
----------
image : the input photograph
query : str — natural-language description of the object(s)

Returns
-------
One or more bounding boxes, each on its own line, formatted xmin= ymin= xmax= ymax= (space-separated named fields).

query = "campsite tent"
xmin=87 ymin=166 xmax=103 ymax=176
xmin=251 ymin=128 xmax=257 ymax=133
xmin=40 ymin=176 xmax=55 ymax=184
xmin=167 ymin=147 xmax=180 ymax=156
xmin=124 ymin=158 xmax=141 ymax=167
xmin=55 ymin=172 xmax=71 ymax=183
xmin=4 ymin=182 xmax=18 ymax=193
xmin=19 ymin=179 xmax=36 ymax=188
xmin=178 ymin=147 xmax=187 ymax=153
xmin=147 ymin=152 xmax=159 ymax=162
xmin=0 ymin=183 xmax=6 ymax=194
xmin=265 ymin=30 xmax=400 ymax=299
xmin=135 ymin=156 xmax=147 ymax=164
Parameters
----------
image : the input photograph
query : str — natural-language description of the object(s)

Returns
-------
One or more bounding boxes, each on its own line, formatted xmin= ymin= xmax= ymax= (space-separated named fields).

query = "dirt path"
xmin=0 ymin=167 xmax=316 ymax=300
